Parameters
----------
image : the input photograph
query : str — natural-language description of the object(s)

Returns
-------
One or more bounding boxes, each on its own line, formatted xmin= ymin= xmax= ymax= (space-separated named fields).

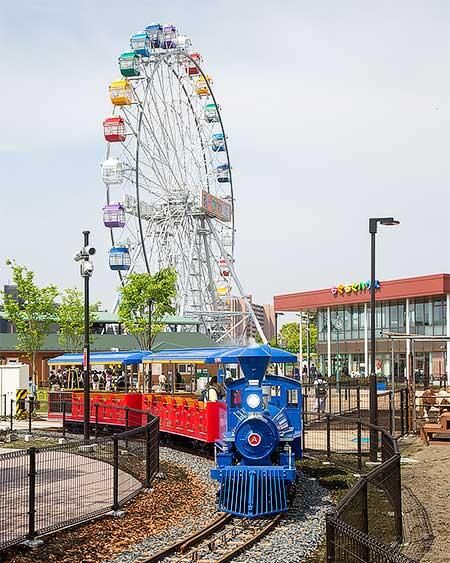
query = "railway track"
xmin=135 ymin=512 xmax=282 ymax=563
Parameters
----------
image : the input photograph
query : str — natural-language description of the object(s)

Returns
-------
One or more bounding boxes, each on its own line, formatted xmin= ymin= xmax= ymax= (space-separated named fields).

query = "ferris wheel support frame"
xmin=205 ymin=216 xmax=267 ymax=344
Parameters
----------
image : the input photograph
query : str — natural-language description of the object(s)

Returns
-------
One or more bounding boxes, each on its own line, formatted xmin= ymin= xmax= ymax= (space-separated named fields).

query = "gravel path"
xmin=104 ymin=447 xmax=217 ymax=563
xmin=232 ymin=474 xmax=332 ymax=563
xmin=106 ymin=453 xmax=331 ymax=563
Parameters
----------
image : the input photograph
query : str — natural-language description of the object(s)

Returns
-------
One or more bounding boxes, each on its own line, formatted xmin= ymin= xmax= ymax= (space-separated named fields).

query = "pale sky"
xmin=1 ymin=1 xmax=450 ymax=311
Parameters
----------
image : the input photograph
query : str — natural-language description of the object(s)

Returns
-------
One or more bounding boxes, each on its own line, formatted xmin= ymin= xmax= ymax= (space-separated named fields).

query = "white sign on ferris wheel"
xmin=200 ymin=191 xmax=232 ymax=223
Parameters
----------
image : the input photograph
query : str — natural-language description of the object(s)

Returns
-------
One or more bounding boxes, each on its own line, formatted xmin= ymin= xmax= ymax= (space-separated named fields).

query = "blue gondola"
xmin=130 ymin=32 xmax=150 ymax=56
xmin=211 ymin=133 xmax=226 ymax=152
xmin=145 ymin=23 xmax=162 ymax=48
xmin=215 ymin=164 xmax=230 ymax=183
xmin=109 ymin=246 xmax=131 ymax=271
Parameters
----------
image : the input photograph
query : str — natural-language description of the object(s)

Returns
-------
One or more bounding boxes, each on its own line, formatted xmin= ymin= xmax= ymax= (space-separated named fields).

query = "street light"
xmin=74 ymin=231 xmax=95 ymax=442
xmin=148 ymin=299 xmax=154 ymax=351
xmin=274 ymin=312 xmax=284 ymax=348
xmin=274 ymin=312 xmax=284 ymax=375
xmin=369 ymin=217 xmax=400 ymax=460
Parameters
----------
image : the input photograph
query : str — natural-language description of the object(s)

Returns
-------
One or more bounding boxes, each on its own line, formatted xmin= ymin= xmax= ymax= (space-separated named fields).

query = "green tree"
xmin=277 ymin=321 xmax=317 ymax=354
xmin=57 ymin=288 xmax=100 ymax=352
xmin=2 ymin=261 xmax=58 ymax=381
xmin=118 ymin=269 xmax=177 ymax=349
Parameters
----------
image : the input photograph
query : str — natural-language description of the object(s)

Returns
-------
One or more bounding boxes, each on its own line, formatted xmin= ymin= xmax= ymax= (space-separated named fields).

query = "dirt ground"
xmin=0 ymin=460 xmax=210 ymax=563
xmin=401 ymin=437 xmax=450 ymax=562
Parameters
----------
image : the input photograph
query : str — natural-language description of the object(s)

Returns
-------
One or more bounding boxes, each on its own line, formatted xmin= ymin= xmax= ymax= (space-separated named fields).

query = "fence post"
xmin=389 ymin=391 xmax=394 ymax=435
xmin=28 ymin=398 xmax=33 ymax=435
xmin=95 ymin=404 xmax=99 ymax=438
xmin=302 ymin=394 xmax=306 ymax=451
xmin=357 ymin=419 xmax=362 ymax=472
xmin=145 ymin=423 xmax=152 ymax=488
xmin=10 ymin=399 xmax=14 ymax=432
xmin=328 ymin=385 xmax=332 ymax=414
xmin=326 ymin=415 xmax=331 ymax=461
xmin=405 ymin=387 xmax=410 ymax=432
xmin=395 ymin=454 xmax=404 ymax=542
xmin=400 ymin=389 xmax=405 ymax=436
xmin=361 ymin=478 xmax=369 ymax=562
xmin=27 ymin=447 xmax=37 ymax=541
xmin=325 ymin=514 xmax=336 ymax=562
xmin=304 ymin=386 xmax=308 ymax=423
xmin=112 ymin=436 xmax=119 ymax=511
xmin=62 ymin=401 xmax=66 ymax=439
xmin=356 ymin=386 xmax=361 ymax=418
xmin=338 ymin=386 xmax=342 ymax=415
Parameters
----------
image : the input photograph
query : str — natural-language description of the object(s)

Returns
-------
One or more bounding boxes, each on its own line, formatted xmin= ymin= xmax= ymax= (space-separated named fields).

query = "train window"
xmin=232 ymin=390 xmax=241 ymax=408
xmin=287 ymin=389 xmax=299 ymax=407
xmin=271 ymin=385 xmax=281 ymax=397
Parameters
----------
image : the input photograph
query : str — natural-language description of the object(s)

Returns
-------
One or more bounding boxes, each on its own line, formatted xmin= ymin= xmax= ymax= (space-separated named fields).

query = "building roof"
xmin=0 ymin=331 xmax=216 ymax=354
xmin=274 ymin=273 xmax=450 ymax=312
xmin=0 ymin=310 xmax=201 ymax=326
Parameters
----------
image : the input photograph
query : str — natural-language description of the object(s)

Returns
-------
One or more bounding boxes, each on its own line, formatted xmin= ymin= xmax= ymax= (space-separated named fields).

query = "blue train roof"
xmin=48 ymin=351 xmax=145 ymax=366
xmin=142 ymin=345 xmax=296 ymax=364
xmin=204 ymin=344 xmax=297 ymax=364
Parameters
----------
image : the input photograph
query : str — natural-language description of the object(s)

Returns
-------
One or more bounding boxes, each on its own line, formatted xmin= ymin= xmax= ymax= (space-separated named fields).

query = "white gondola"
xmin=101 ymin=158 xmax=124 ymax=185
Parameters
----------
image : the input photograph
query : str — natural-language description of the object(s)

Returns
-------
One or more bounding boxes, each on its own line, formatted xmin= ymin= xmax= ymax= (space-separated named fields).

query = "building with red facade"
xmin=274 ymin=274 xmax=450 ymax=381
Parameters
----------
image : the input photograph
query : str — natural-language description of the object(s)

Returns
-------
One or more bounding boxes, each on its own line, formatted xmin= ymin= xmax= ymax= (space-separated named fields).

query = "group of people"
xmin=48 ymin=367 xmax=135 ymax=392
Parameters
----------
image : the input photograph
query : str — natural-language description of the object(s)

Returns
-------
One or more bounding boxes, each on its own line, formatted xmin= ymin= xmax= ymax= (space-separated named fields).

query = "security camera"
xmin=81 ymin=261 xmax=94 ymax=275
xmin=73 ymin=251 xmax=84 ymax=262
xmin=86 ymin=246 xmax=96 ymax=256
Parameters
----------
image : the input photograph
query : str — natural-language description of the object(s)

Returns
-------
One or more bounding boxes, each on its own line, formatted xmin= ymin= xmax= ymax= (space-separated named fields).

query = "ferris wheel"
xmin=101 ymin=24 xmax=265 ymax=342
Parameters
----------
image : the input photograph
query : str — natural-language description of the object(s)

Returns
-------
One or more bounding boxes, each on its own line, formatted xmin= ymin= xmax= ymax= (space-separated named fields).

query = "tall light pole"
xmin=74 ymin=231 xmax=96 ymax=442
xmin=148 ymin=299 xmax=154 ymax=351
xmin=369 ymin=217 xmax=399 ymax=460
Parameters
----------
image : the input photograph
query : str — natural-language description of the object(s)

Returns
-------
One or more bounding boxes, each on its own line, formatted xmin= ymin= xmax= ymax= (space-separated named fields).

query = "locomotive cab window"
xmin=287 ymin=389 xmax=299 ymax=407
xmin=270 ymin=385 xmax=281 ymax=397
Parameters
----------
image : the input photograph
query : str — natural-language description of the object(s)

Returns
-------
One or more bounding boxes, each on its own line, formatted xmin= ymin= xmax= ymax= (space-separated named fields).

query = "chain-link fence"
xmin=304 ymin=413 xmax=416 ymax=563
xmin=0 ymin=413 xmax=159 ymax=550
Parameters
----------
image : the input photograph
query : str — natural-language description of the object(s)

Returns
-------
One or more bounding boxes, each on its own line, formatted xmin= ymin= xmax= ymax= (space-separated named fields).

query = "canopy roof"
xmin=204 ymin=344 xmax=297 ymax=365
xmin=143 ymin=345 xmax=297 ymax=365
xmin=48 ymin=351 xmax=145 ymax=366
xmin=142 ymin=347 xmax=230 ymax=364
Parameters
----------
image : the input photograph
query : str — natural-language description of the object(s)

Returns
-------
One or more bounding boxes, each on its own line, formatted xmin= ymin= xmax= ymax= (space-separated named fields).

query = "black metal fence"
xmin=302 ymin=385 xmax=411 ymax=438
xmin=303 ymin=414 xmax=416 ymax=563
xmin=0 ymin=412 xmax=159 ymax=550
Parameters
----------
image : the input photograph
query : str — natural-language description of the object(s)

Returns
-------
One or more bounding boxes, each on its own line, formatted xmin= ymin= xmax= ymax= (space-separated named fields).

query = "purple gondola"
xmin=103 ymin=203 xmax=126 ymax=228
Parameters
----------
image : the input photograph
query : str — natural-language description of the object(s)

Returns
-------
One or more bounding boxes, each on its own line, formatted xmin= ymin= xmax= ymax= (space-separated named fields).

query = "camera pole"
xmin=83 ymin=231 xmax=91 ymax=442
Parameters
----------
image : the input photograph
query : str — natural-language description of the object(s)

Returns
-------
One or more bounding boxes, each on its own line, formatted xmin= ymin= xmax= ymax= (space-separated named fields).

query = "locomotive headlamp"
xmin=246 ymin=393 xmax=261 ymax=409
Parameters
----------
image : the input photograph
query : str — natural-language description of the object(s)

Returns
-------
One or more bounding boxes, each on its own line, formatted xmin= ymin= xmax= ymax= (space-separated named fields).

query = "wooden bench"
xmin=420 ymin=412 xmax=450 ymax=445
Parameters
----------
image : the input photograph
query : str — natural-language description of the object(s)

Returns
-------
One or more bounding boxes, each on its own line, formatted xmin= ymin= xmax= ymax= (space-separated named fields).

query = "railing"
xmin=302 ymin=386 xmax=411 ymax=437
xmin=303 ymin=413 xmax=416 ymax=563
xmin=0 ymin=408 xmax=159 ymax=550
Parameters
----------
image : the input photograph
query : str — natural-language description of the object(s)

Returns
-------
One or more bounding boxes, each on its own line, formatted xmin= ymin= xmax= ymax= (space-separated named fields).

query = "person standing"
xmin=313 ymin=373 xmax=328 ymax=413
xmin=28 ymin=376 xmax=37 ymax=414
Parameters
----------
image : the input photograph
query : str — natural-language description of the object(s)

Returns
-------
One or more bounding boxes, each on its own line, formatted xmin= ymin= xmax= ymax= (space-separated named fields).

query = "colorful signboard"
xmin=331 ymin=280 xmax=381 ymax=295
xmin=200 ymin=191 xmax=232 ymax=222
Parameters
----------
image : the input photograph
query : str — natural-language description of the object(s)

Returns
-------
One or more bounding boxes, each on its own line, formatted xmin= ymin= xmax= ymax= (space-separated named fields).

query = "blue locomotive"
xmin=208 ymin=344 xmax=302 ymax=517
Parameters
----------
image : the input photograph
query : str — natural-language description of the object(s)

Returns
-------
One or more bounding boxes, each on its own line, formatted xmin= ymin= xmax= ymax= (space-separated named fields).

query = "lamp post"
xmin=369 ymin=217 xmax=399 ymax=460
xmin=274 ymin=312 xmax=284 ymax=374
xmin=274 ymin=312 xmax=284 ymax=348
xmin=148 ymin=299 xmax=154 ymax=351
xmin=74 ymin=231 xmax=96 ymax=442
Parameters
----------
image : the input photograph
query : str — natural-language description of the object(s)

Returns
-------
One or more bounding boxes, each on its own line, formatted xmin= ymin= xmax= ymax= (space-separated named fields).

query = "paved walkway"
xmin=0 ymin=445 xmax=140 ymax=546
